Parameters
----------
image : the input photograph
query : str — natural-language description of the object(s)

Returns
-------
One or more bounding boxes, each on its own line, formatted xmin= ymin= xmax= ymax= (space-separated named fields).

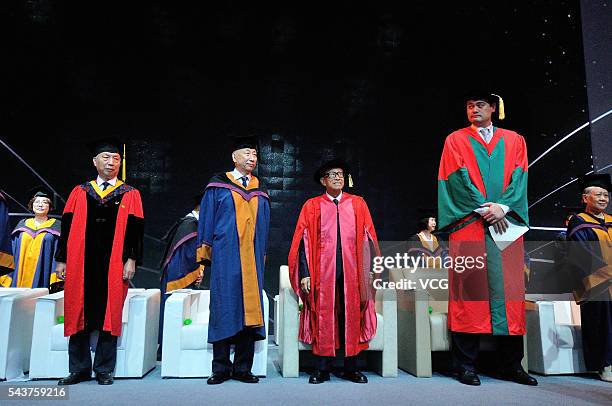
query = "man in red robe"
xmin=55 ymin=139 xmax=144 ymax=386
xmin=288 ymin=159 xmax=379 ymax=384
xmin=438 ymin=92 xmax=537 ymax=386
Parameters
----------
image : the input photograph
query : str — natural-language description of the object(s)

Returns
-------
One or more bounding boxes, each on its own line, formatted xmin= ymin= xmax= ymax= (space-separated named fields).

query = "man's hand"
xmin=56 ymin=262 xmax=66 ymax=280
xmin=123 ymin=259 xmax=136 ymax=281
xmin=195 ymin=267 xmax=204 ymax=286
xmin=300 ymin=277 xmax=311 ymax=294
xmin=491 ymin=218 xmax=509 ymax=234
xmin=480 ymin=202 xmax=506 ymax=223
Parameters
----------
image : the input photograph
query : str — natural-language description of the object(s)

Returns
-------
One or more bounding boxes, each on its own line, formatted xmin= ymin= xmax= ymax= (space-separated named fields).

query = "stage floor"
xmin=1 ymin=347 xmax=610 ymax=406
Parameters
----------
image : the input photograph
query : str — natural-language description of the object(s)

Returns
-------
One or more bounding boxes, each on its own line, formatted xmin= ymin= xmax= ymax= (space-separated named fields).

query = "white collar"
xmin=326 ymin=191 xmax=343 ymax=202
xmin=187 ymin=210 xmax=199 ymax=221
xmin=96 ymin=176 xmax=118 ymax=187
xmin=231 ymin=168 xmax=251 ymax=181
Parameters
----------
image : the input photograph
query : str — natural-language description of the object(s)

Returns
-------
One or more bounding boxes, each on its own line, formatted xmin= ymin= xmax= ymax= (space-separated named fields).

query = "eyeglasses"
xmin=325 ymin=171 xmax=344 ymax=179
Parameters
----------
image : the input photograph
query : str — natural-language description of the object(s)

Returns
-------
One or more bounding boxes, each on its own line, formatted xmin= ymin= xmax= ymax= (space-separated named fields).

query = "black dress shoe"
xmin=232 ymin=372 xmax=259 ymax=383
xmin=58 ymin=372 xmax=91 ymax=385
xmin=308 ymin=370 xmax=331 ymax=384
xmin=96 ymin=372 xmax=114 ymax=385
xmin=502 ymin=368 xmax=538 ymax=386
xmin=340 ymin=371 xmax=368 ymax=384
xmin=457 ymin=370 xmax=481 ymax=386
xmin=207 ymin=373 xmax=231 ymax=385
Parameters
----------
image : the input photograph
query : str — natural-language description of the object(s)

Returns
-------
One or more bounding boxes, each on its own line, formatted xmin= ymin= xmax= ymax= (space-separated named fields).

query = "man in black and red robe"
xmin=55 ymin=140 xmax=144 ymax=386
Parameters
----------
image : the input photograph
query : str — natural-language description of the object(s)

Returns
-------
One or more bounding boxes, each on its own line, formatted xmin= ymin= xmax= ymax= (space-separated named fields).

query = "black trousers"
xmin=212 ymin=329 xmax=256 ymax=375
xmin=68 ymin=330 xmax=118 ymax=374
xmin=314 ymin=272 xmax=358 ymax=373
xmin=451 ymin=332 xmax=524 ymax=373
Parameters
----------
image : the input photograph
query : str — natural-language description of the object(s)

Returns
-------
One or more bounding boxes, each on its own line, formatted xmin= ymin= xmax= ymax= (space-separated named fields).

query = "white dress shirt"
xmin=326 ymin=191 xmax=343 ymax=202
xmin=96 ymin=176 xmax=118 ymax=188
xmin=186 ymin=210 xmax=199 ymax=221
xmin=231 ymin=168 xmax=251 ymax=186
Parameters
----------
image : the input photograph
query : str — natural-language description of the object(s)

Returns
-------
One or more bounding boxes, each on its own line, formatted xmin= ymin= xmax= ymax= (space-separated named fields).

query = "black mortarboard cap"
xmin=464 ymin=90 xmax=497 ymax=105
xmin=580 ymin=173 xmax=611 ymax=192
xmin=26 ymin=185 xmax=55 ymax=210
xmin=232 ymin=135 xmax=259 ymax=152
xmin=91 ymin=137 xmax=122 ymax=157
xmin=313 ymin=159 xmax=352 ymax=185
xmin=27 ymin=184 xmax=53 ymax=200
xmin=464 ymin=90 xmax=506 ymax=120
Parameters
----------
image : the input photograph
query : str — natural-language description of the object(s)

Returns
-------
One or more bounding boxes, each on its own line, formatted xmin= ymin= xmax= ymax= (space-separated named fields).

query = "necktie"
xmin=240 ymin=176 xmax=248 ymax=187
xmin=479 ymin=128 xmax=491 ymax=144
xmin=333 ymin=198 xmax=343 ymax=280
xmin=101 ymin=182 xmax=110 ymax=191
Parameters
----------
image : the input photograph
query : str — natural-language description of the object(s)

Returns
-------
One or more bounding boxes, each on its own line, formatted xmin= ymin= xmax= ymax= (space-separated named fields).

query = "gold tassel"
xmin=122 ymin=144 xmax=127 ymax=182
xmin=492 ymin=93 xmax=505 ymax=120
xmin=348 ymin=174 xmax=354 ymax=188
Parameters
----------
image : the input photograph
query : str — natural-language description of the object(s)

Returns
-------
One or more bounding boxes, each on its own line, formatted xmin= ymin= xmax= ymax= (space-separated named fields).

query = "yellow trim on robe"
xmin=417 ymin=233 xmax=442 ymax=268
xmin=228 ymin=174 xmax=263 ymax=327
xmin=0 ymin=273 xmax=12 ymax=288
xmin=14 ymin=218 xmax=57 ymax=288
xmin=0 ymin=251 xmax=14 ymax=270
xmin=197 ymin=244 xmax=212 ymax=263
xmin=225 ymin=172 xmax=260 ymax=190
xmin=166 ymin=266 xmax=203 ymax=292
xmin=573 ymin=212 xmax=612 ymax=302
xmin=90 ymin=180 xmax=124 ymax=199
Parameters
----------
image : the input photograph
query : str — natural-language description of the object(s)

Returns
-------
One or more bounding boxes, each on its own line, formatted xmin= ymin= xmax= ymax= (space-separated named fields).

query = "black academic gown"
xmin=55 ymin=188 xmax=144 ymax=332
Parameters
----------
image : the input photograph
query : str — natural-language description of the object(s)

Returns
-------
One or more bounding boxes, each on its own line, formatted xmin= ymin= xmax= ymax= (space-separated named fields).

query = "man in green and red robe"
xmin=55 ymin=140 xmax=144 ymax=386
xmin=438 ymin=92 xmax=537 ymax=386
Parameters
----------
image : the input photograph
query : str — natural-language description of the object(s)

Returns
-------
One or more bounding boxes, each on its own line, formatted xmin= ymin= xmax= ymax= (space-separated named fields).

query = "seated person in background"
xmin=0 ymin=191 xmax=14 ymax=279
xmin=157 ymin=193 xmax=204 ymax=360
xmin=408 ymin=216 xmax=446 ymax=268
xmin=566 ymin=174 xmax=611 ymax=383
xmin=1 ymin=190 xmax=61 ymax=288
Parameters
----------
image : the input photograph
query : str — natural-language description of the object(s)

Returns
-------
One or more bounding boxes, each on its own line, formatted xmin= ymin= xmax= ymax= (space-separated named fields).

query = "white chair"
xmin=273 ymin=295 xmax=280 ymax=345
xmin=278 ymin=265 xmax=398 ymax=378
xmin=273 ymin=267 xmax=290 ymax=346
xmin=0 ymin=288 xmax=48 ymax=380
xmin=393 ymin=267 xmax=528 ymax=377
xmin=526 ymin=294 xmax=589 ymax=375
xmin=29 ymin=288 xmax=160 ymax=379
xmin=161 ymin=289 xmax=269 ymax=378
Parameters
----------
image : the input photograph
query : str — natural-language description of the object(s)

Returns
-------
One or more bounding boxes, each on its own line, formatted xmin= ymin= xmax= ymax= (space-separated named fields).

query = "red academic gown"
xmin=288 ymin=193 xmax=379 ymax=356
xmin=57 ymin=181 xmax=144 ymax=337
xmin=438 ymin=127 xmax=529 ymax=336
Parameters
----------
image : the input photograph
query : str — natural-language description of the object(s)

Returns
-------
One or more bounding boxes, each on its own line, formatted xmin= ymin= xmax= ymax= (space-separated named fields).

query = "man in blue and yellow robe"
xmin=197 ymin=136 xmax=269 ymax=384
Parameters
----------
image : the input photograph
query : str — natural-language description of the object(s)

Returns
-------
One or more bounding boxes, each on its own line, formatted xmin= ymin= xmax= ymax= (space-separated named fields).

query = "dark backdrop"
xmin=0 ymin=1 xmax=598 ymax=294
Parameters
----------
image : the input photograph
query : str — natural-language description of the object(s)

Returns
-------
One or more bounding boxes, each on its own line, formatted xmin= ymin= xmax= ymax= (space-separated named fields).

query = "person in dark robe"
xmin=566 ymin=173 xmax=611 ymax=382
xmin=157 ymin=194 xmax=203 ymax=360
xmin=0 ymin=191 xmax=14 ymax=277
xmin=55 ymin=139 xmax=144 ymax=386
xmin=197 ymin=135 xmax=269 ymax=385
xmin=288 ymin=159 xmax=379 ymax=384
xmin=2 ymin=191 xmax=61 ymax=289
xmin=438 ymin=91 xmax=537 ymax=386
